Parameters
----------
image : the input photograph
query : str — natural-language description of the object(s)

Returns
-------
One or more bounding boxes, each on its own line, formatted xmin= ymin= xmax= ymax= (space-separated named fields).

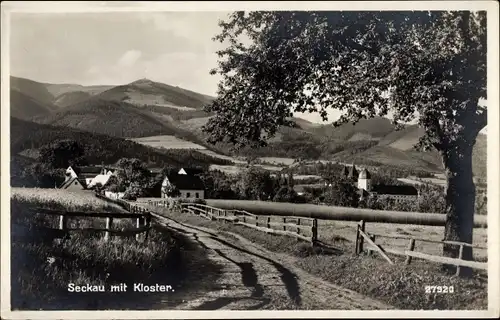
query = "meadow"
xmin=10 ymin=188 xmax=222 ymax=310
xmin=130 ymin=135 xmax=207 ymax=150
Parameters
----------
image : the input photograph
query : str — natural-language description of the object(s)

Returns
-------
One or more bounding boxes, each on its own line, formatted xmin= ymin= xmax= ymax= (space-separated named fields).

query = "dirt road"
xmin=150 ymin=212 xmax=394 ymax=310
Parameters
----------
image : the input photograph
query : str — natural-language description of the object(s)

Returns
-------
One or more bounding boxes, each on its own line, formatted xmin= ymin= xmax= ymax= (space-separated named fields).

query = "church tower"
xmin=358 ymin=168 xmax=372 ymax=191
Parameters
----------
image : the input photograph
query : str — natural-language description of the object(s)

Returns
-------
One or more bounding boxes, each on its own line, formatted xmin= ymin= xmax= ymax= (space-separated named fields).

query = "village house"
xmin=59 ymin=165 xmax=115 ymax=191
xmin=161 ymin=167 xmax=205 ymax=199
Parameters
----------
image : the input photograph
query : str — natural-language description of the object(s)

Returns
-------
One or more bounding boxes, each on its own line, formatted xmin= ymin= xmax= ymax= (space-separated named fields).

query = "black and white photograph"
xmin=1 ymin=1 xmax=499 ymax=318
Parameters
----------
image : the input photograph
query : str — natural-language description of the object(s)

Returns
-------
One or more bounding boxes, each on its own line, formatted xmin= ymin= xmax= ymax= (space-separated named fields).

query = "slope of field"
xmin=10 ymin=90 xmax=56 ymax=120
xmin=32 ymin=98 xmax=195 ymax=139
xmin=53 ymin=91 xmax=92 ymax=108
xmin=332 ymin=146 xmax=443 ymax=172
xmin=378 ymin=126 xmax=425 ymax=150
xmin=96 ymin=78 xmax=213 ymax=110
xmin=10 ymin=118 xmax=233 ymax=168
xmin=44 ymin=83 xmax=114 ymax=97
xmin=130 ymin=135 xmax=207 ymax=150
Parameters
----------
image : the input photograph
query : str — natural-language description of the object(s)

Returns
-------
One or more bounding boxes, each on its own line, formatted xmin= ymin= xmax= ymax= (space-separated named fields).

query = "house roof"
xmin=372 ymin=184 xmax=418 ymax=196
xmin=166 ymin=173 xmax=205 ymax=190
xmin=348 ymin=165 xmax=358 ymax=179
xmin=71 ymin=166 xmax=115 ymax=176
xmin=359 ymin=169 xmax=371 ymax=179
xmin=87 ymin=174 xmax=112 ymax=188
xmin=59 ymin=177 xmax=86 ymax=189
xmin=178 ymin=167 xmax=204 ymax=175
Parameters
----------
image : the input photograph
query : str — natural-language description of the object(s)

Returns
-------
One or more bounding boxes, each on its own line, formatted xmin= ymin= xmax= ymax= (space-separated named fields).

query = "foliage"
xmin=16 ymin=163 xmax=66 ymax=188
xmin=199 ymin=170 xmax=240 ymax=200
xmin=235 ymin=166 xmax=276 ymax=200
xmin=205 ymin=11 xmax=486 ymax=150
xmin=273 ymin=186 xmax=300 ymax=203
xmin=162 ymin=184 xmax=181 ymax=198
xmin=204 ymin=10 xmax=487 ymax=263
xmin=322 ymin=177 xmax=359 ymax=208
xmin=113 ymin=158 xmax=154 ymax=199
xmin=37 ymin=139 xmax=87 ymax=169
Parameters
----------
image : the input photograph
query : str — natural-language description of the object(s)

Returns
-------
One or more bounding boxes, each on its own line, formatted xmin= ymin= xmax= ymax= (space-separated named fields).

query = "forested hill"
xmin=10 ymin=118 xmax=233 ymax=169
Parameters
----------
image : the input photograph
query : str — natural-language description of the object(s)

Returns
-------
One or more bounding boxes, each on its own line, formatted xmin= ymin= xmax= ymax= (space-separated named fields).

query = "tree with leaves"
xmin=37 ymin=139 xmax=87 ymax=169
xmin=204 ymin=11 xmax=487 ymax=273
xmin=323 ymin=177 xmax=360 ymax=208
xmin=114 ymin=158 xmax=153 ymax=197
xmin=236 ymin=166 xmax=275 ymax=200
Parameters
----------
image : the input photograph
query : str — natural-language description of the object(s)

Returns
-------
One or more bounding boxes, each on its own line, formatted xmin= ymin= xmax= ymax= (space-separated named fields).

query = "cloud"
xmin=117 ymin=50 xmax=142 ymax=67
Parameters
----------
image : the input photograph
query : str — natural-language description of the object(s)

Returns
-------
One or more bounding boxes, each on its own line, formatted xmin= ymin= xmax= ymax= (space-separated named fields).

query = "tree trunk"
xmin=441 ymin=144 xmax=475 ymax=276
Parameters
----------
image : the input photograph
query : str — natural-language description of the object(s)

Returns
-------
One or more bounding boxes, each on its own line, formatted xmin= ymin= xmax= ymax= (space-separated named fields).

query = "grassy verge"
xmin=10 ymin=189 xmax=223 ymax=310
xmin=149 ymin=205 xmax=488 ymax=310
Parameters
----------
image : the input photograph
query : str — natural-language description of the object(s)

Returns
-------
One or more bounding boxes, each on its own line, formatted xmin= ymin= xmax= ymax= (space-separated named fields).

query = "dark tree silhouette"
xmin=38 ymin=139 xmax=87 ymax=169
xmin=204 ymin=11 xmax=487 ymax=275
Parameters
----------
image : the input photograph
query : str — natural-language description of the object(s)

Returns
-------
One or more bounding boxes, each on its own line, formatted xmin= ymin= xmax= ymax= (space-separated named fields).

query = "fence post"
xmin=255 ymin=217 xmax=259 ymax=227
xmin=367 ymin=235 xmax=376 ymax=256
xmin=311 ymin=219 xmax=318 ymax=246
xmin=455 ymin=244 xmax=465 ymax=276
xmin=355 ymin=224 xmax=360 ymax=254
xmin=283 ymin=217 xmax=286 ymax=231
xmin=358 ymin=220 xmax=366 ymax=254
xmin=144 ymin=215 xmax=151 ymax=242
xmin=105 ymin=217 xmax=113 ymax=242
xmin=405 ymin=238 xmax=416 ymax=265
xmin=59 ymin=214 xmax=67 ymax=231
xmin=297 ymin=218 xmax=301 ymax=235
xmin=266 ymin=217 xmax=271 ymax=229
xmin=135 ymin=217 xmax=142 ymax=241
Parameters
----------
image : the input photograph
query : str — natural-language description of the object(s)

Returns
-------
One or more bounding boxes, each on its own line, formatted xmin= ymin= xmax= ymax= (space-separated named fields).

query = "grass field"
xmin=10 ymin=188 xmax=222 ymax=310
xmin=146 ymin=205 xmax=488 ymax=310
xmin=316 ymin=220 xmax=488 ymax=261
xmin=130 ymin=135 xmax=207 ymax=150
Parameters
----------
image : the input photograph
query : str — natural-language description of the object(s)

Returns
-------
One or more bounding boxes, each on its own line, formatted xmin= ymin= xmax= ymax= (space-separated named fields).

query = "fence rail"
xmin=32 ymin=207 xmax=152 ymax=242
xmin=179 ymin=203 xmax=318 ymax=244
xmin=355 ymin=220 xmax=488 ymax=275
xmin=203 ymin=199 xmax=488 ymax=227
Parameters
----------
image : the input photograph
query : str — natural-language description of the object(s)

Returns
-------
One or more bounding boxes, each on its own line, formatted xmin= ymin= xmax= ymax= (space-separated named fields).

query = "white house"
xmin=161 ymin=172 xmax=205 ymax=199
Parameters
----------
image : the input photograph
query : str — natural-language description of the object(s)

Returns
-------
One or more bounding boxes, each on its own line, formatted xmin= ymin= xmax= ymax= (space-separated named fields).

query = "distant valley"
xmin=9 ymin=76 xmax=487 ymax=179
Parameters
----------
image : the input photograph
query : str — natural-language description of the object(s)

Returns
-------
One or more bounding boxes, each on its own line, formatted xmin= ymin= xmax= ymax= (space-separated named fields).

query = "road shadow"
xmin=153 ymin=215 xmax=302 ymax=307
xmin=213 ymin=248 xmax=265 ymax=298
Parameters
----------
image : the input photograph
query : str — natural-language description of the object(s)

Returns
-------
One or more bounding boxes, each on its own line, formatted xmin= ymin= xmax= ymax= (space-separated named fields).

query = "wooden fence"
xmin=34 ymin=207 xmax=152 ymax=242
xmin=355 ymin=220 xmax=488 ymax=275
xmin=179 ymin=203 xmax=318 ymax=244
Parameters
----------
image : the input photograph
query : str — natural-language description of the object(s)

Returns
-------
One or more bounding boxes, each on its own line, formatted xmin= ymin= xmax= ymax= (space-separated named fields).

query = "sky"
xmin=10 ymin=11 xmax=343 ymax=124
xmin=9 ymin=11 xmax=487 ymax=128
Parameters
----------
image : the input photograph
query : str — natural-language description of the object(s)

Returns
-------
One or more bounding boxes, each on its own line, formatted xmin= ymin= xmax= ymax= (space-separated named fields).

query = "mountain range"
xmin=9 ymin=76 xmax=487 ymax=179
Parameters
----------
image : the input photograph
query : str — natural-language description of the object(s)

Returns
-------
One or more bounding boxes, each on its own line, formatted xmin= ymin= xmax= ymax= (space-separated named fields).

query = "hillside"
xmin=96 ymin=78 xmax=214 ymax=110
xmin=10 ymin=76 xmax=487 ymax=178
xmin=10 ymin=118 xmax=233 ymax=169
xmin=10 ymin=90 xmax=56 ymax=120
xmin=44 ymin=83 xmax=114 ymax=97
xmin=53 ymin=91 xmax=92 ymax=108
xmin=10 ymin=76 xmax=55 ymax=106
xmin=32 ymin=97 xmax=204 ymax=141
